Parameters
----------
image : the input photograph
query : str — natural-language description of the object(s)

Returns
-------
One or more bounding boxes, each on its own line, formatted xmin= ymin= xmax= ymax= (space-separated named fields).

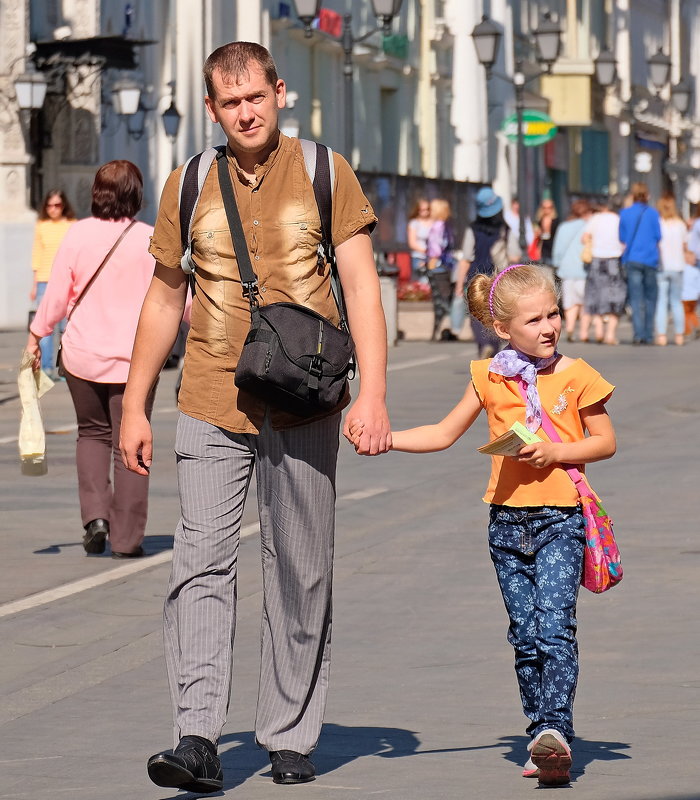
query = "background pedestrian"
xmin=29 ymin=189 xmax=76 ymax=377
xmin=406 ymin=197 xmax=432 ymax=281
xmin=551 ymin=199 xmax=591 ymax=342
xmin=580 ymin=199 xmax=625 ymax=345
xmin=425 ymin=198 xmax=456 ymax=341
xmin=683 ymin=207 xmax=700 ymax=337
xmin=655 ymin=195 xmax=686 ymax=346
xmin=619 ymin=182 xmax=661 ymax=344
xmin=454 ymin=187 xmax=518 ymax=357
xmin=534 ymin=197 xmax=560 ymax=266
xmin=504 ymin=197 xmax=535 ymax=247
xmin=26 ymin=161 xmax=156 ymax=558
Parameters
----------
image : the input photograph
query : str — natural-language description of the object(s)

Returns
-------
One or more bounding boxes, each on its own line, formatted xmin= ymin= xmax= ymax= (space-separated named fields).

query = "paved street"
xmin=0 ymin=326 xmax=698 ymax=800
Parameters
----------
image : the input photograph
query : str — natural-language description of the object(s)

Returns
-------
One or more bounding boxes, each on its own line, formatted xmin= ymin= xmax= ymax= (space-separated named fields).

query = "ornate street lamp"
xmin=648 ymin=47 xmax=672 ymax=92
xmin=111 ymin=77 xmax=141 ymax=115
xmin=470 ymin=15 xmax=502 ymax=74
xmin=371 ymin=0 xmax=403 ymax=34
xmin=671 ymin=79 xmax=692 ymax=114
xmin=293 ymin=0 xmax=322 ymax=37
xmin=14 ymin=67 xmax=48 ymax=111
xmin=161 ymin=99 xmax=182 ymax=141
xmin=471 ymin=13 xmax=562 ymax=260
xmin=533 ymin=13 xmax=562 ymax=69
xmin=594 ymin=48 xmax=617 ymax=88
xmin=293 ymin=0 xmax=404 ymax=161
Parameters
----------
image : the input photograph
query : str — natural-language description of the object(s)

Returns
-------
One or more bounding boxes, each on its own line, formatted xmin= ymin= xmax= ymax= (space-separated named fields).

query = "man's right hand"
xmin=119 ymin=410 xmax=153 ymax=476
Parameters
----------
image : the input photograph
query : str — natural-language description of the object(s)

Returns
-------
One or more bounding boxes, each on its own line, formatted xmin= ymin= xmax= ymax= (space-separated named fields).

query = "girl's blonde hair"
xmin=430 ymin=198 xmax=451 ymax=222
xmin=657 ymin=195 xmax=680 ymax=221
xmin=467 ymin=264 xmax=559 ymax=330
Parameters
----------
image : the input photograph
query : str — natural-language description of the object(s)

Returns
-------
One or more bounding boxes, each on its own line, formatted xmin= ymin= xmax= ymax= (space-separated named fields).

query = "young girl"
xmin=350 ymin=264 xmax=616 ymax=786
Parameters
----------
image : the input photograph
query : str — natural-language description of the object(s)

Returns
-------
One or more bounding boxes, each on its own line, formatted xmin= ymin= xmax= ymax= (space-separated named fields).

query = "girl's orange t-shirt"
xmin=471 ymin=358 xmax=614 ymax=507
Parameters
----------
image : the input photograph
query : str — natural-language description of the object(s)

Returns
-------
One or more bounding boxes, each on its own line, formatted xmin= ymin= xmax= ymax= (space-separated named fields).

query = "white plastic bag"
xmin=18 ymin=351 xmax=54 ymax=475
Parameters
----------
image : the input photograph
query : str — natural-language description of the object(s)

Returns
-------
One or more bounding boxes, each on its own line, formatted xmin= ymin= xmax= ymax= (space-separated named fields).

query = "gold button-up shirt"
xmin=149 ymin=133 xmax=377 ymax=433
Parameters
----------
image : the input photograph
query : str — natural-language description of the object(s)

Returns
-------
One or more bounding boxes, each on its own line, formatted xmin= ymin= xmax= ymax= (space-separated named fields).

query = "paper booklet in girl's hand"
xmin=477 ymin=421 xmax=542 ymax=457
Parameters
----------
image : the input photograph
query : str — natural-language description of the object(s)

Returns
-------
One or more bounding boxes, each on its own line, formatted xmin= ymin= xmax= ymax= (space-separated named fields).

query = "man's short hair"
xmin=204 ymin=42 xmax=279 ymax=98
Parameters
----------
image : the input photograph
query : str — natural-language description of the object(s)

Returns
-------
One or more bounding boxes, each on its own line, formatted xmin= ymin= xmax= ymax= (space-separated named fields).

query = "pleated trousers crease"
xmin=164 ymin=410 xmax=340 ymax=754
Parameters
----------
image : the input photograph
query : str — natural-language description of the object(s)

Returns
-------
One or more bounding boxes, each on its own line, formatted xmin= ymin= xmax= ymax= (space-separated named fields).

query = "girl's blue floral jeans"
xmin=488 ymin=504 xmax=585 ymax=744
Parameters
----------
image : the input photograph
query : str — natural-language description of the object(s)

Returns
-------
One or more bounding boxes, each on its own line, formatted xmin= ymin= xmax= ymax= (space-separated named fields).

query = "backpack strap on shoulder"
xmin=300 ymin=138 xmax=334 ymax=264
xmin=179 ymin=145 xmax=226 ymax=273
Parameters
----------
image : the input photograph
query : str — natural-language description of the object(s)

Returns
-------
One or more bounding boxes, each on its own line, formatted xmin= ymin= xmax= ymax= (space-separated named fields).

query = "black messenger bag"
xmin=215 ymin=149 xmax=355 ymax=418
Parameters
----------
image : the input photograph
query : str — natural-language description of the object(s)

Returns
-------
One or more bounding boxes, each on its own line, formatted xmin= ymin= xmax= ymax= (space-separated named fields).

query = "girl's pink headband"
xmin=488 ymin=264 xmax=525 ymax=319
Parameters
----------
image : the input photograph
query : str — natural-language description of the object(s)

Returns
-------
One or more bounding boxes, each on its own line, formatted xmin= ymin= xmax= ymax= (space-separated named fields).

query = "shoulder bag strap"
xmin=67 ymin=219 xmax=137 ymax=322
xmin=215 ymin=150 xmax=259 ymax=308
xmin=625 ymin=205 xmax=647 ymax=258
xmin=514 ymin=377 xmax=588 ymax=493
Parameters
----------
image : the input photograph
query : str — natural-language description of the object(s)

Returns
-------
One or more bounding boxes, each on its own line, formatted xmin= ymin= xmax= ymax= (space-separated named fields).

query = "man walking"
xmin=120 ymin=41 xmax=391 ymax=792
xmin=619 ymin=182 xmax=661 ymax=344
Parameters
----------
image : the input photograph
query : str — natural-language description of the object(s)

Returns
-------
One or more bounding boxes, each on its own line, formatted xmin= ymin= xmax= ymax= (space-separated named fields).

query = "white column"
xmin=0 ymin=0 xmax=37 ymax=328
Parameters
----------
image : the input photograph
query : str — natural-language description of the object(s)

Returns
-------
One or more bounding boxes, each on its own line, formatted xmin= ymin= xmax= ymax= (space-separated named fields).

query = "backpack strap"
xmin=178 ymin=145 xmax=225 ymax=273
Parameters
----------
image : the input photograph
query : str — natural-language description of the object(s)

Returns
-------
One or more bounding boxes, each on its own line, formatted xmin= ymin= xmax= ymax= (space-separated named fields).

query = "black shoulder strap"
xmin=626 ymin=205 xmax=647 ymax=256
xmin=215 ymin=151 xmax=258 ymax=300
xmin=215 ymin=143 xmax=350 ymax=331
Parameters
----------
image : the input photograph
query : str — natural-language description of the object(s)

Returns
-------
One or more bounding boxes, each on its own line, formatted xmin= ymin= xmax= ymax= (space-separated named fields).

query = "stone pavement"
xmin=0 ymin=325 xmax=698 ymax=800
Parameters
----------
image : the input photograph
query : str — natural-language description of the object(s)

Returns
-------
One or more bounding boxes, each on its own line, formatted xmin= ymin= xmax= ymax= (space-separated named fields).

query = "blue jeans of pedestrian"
xmin=655 ymin=270 xmax=684 ymax=337
xmin=35 ymin=282 xmax=65 ymax=373
xmin=625 ymin=261 xmax=658 ymax=342
xmin=488 ymin=505 xmax=585 ymax=744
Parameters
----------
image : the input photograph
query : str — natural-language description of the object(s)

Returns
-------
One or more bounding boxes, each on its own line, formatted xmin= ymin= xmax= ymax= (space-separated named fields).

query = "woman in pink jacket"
xmin=26 ymin=161 xmax=156 ymax=558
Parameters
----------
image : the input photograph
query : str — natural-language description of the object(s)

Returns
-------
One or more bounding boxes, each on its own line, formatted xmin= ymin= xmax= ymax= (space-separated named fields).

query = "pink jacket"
xmin=31 ymin=217 xmax=155 ymax=383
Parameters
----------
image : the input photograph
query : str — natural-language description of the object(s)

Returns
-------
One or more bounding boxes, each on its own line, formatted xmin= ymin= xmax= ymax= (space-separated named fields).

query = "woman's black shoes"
xmin=111 ymin=546 xmax=146 ymax=559
xmin=82 ymin=519 xmax=109 ymax=555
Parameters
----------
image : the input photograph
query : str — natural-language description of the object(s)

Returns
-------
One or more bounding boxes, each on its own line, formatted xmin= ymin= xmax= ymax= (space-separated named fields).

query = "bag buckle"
xmin=242 ymin=281 xmax=260 ymax=304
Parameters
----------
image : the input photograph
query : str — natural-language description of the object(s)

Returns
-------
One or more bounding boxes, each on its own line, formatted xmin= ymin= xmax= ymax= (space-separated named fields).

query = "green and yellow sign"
xmin=502 ymin=110 xmax=558 ymax=146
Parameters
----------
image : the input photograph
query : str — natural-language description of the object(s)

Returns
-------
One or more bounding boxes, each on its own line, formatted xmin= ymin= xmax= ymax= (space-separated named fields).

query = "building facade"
xmin=1 ymin=0 xmax=470 ymax=327
xmin=2 ymin=1 xmax=698 ymax=327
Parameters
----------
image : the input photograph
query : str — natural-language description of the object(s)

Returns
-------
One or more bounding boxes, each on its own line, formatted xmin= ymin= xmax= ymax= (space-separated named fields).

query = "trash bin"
xmin=376 ymin=256 xmax=400 ymax=347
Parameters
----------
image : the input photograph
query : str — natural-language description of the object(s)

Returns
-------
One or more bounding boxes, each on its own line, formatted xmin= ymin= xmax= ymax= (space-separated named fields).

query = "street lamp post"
xmin=13 ymin=65 xmax=49 ymax=209
xmin=594 ymin=45 xmax=693 ymax=198
xmin=471 ymin=14 xmax=562 ymax=261
xmin=293 ymin=0 xmax=404 ymax=161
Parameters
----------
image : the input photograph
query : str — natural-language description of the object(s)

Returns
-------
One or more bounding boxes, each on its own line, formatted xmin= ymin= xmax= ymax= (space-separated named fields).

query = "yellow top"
xmin=150 ymin=134 xmax=377 ymax=434
xmin=471 ymin=358 xmax=614 ymax=507
xmin=31 ymin=218 xmax=75 ymax=282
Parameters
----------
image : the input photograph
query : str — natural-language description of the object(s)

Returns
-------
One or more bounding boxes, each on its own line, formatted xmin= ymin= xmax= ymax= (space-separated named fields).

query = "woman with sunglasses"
xmin=30 ymin=190 xmax=77 ymax=375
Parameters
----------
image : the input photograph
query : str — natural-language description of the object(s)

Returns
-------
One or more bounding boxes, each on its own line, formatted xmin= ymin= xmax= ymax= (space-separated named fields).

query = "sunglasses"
xmin=46 ymin=202 xmax=64 ymax=208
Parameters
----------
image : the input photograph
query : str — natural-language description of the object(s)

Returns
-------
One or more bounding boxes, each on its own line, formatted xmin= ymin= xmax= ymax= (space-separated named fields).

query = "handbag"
xmin=527 ymin=235 xmax=542 ymax=261
xmin=516 ymin=380 xmax=623 ymax=593
xmin=56 ymin=220 xmax=137 ymax=377
xmin=215 ymin=151 xmax=355 ymax=418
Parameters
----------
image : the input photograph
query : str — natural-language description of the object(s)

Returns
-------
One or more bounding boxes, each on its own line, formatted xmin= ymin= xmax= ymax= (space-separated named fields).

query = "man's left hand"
xmin=343 ymin=397 xmax=391 ymax=456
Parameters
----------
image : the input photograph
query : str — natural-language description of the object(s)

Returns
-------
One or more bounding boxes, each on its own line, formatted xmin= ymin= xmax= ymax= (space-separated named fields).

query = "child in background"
xmin=349 ymin=264 xmax=616 ymax=786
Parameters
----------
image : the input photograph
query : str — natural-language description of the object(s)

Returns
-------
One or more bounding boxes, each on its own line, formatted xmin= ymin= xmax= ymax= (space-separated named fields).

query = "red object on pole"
xmin=317 ymin=8 xmax=342 ymax=37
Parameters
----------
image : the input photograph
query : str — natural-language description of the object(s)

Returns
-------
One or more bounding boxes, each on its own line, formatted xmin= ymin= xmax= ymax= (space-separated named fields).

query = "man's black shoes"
xmin=269 ymin=750 xmax=316 ymax=784
xmin=147 ymin=735 xmax=223 ymax=793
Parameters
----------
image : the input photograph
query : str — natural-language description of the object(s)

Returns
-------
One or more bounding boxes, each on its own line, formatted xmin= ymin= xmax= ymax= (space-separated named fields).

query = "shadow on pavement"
xmin=178 ymin=723 xmax=425 ymax=792
xmin=33 ymin=533 xmax=174 ymax=556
